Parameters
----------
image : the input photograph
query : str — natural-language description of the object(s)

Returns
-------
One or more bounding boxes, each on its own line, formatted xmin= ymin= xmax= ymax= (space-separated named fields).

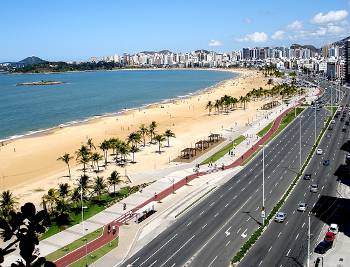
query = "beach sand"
xmin=0 ymin=69 xmax=275 ymax=206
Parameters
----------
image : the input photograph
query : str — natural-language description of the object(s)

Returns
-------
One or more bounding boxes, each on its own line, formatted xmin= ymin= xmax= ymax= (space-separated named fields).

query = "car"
xmin=328 ymin=224 xmax=339 ymax=234
xmin=297 ymin=202 xmax=307 ymax=212
xmin=316 ymin=148 xmax=323 ymax=155
xmin=314 ymin=240 xmax=332 ymax=254
xmin=346 ymin=121 xmax=350 ymax=126
xmin=331 ymin=119 xmax=335 ymax=124
xmin=342 ymin=127 xmax=347 ymax=132
xmin=304 ymin=173 xmax=311 ymax=180
xmin=340 ymin=117 xmax=345 ymax=122
xmin=324 ymin=231 xmax=335 ymax=243
xmin=274 ymin=212 xmax=287 ymax=223
xmin=328 ymin=125 xmax=333 ymax=130
xmin=310 ymin=184 xmax=318 ymax=193
xmin=326 ymin=133 xmax=332 ymax=138
xmin=323 ymin=159 xmax=330 ymax=166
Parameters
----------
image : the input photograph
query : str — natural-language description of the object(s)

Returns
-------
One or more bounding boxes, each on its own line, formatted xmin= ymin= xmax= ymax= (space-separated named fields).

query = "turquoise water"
xmin=0 ymin=69 xmax=236 ymax=141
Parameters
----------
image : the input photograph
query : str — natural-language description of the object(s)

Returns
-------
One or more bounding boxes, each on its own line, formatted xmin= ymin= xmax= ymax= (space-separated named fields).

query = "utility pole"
xmin=259 ymin=144 xmax=267 ymax=225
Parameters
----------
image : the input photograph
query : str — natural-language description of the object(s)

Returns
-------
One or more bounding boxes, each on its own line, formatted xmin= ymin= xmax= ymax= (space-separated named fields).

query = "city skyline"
xmin=1 ymin=0 xmax=350 ymax=62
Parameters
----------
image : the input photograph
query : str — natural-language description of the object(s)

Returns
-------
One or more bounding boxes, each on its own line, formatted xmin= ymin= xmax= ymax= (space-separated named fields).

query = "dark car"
xmin=323 ymin=159 xmax=330 ymax=166
xmin=304 ymin=174 xmax=311 ymax=180
xmin=346 ymin=121 xmax=349 ymax=126
xmin=314 ymin=240 xmax=332 ymax=254
xmin=328 ymin=125 xmax=333 ymax=130
xmin=340 ymin=117 xmax=345 ymax=122
xmin=342 ymin=127 xmax=347 ymax=132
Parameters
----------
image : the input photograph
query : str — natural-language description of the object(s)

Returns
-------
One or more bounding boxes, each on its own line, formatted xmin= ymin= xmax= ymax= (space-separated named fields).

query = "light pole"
xmin=299 ymin=115 xmax=304 ymax=170
xmin=307 ymin=212 xmax=311 ymax=267
xmin=259 ymin=144 xmax=268 ymax=225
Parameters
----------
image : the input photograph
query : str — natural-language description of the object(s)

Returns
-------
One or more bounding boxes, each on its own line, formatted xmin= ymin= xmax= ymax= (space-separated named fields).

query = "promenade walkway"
xmin=4 ymin=91 xmax=315 ymax=266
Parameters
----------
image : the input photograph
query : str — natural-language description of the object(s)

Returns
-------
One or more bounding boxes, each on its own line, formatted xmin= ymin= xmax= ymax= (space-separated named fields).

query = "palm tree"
xmin=130 ymin=144 xmax=139 ymax=163
xmin=108 ymin=170 xmax=122 ymax=195
xmin=149 ymin=121 xmax=158 ymax=144
xmin=139 ymin=124 xmax=149 ymax=147
xmin=57 ymin=153 xmax=73 ymax=178
xmin=99 ymin=140 xmax=110 ymax=166
xmin=214 ymin=99 xmax=220 ymax=114
xmin=78 ymin=174 xmax=90 ymax=200
xmin=93 ymin=176 xmax=107 ymax=200
xmin=0 ymin=190 xmax=18 ymax=219
xmin=164 ymin=129 xmax=176 ymax=147
xmin=206 ymin=101 xmax=213 ymax=116
xmin=58 ymin=183 xmax=70 ymax=199
xmin=119 ymin=141 xmax=130 ymax=164
xmin=76 ymin=145 xmax=90 ymax=174
xmin=87 ymin=138 xmax=96 ymax=150
xmin=91 ymin=152 xmax=103 ymax=172
xmin=128 ymin=132 xmax=141 ymax=148
xmin=79 ymin=153 xmax=90 ymax=174
xmin=42 ymin=188 xmax=59 ymax=214
xmin=154 ymin=134 xmax=166 ymax=153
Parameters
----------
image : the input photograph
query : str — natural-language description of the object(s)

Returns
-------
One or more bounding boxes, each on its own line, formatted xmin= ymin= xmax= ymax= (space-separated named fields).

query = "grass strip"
xmin=257 ymin=122 xmax=273 ymax=137
xmin=231 ymin=107 xmax=335 ymax=265
xmin=68 ymin=238 xmax=118 ymax=267
xmin=201 ymin=135 xmax=246 ymax=165
xmin=45 ymin=228 xmax=103 ymax=262
xmin=242 ymin=107 xmax=304 ymax=165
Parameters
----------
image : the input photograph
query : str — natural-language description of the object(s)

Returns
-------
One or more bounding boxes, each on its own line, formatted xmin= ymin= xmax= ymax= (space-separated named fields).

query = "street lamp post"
xmin=299 ymin=115 xmax=304 ymax=170
xmin=259 ymin=144 xmax=268 ymax=225
xmin=307 ymin=212 xmax=311 ymax=267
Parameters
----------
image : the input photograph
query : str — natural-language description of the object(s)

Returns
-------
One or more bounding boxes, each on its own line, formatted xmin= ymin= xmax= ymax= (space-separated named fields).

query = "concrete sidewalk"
xmin=4 ymin=91 xmax=309 ymax=266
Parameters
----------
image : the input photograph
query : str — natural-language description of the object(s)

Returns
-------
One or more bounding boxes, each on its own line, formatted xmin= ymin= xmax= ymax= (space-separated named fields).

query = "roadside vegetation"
xmin=201 ymin=135 xmax=246 ymax=165
xmin=232 ymin=106 xmax=335 ymax=264
xmin=257 ymin=122 xmax=273 ymax=137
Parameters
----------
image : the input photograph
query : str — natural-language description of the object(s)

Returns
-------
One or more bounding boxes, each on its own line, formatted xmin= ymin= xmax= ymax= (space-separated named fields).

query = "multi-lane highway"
xmin=240 ymin=84 xmax=349 ymax=267
xmin=121 ymin=85 xmax=335 ymax=267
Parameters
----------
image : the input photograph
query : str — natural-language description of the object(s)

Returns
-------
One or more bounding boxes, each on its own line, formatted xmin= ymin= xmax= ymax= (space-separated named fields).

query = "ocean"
xmin=0 ymin=69 xmax=237 ymax=141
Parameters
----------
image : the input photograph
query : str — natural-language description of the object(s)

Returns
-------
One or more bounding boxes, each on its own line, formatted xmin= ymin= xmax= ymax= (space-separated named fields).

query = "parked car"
xmin=314 ymin=240 xmax=332 ymax=254
xmin=331 ymin=119 xmax=335 ymax=124
xmin=323 ymin=159 xmax=330 ymax=166
xmin=324 ymin=231 xmax=335 ymax=243
xmin=304 ymin=174 xmax=312 ymax=180
xmin=328 ymin=125 xmax=333 ymax=130
xmin=297 ymin=202 xmax=307 ymax=212
xmin=310 ymin=184 xmax=318 ymax=193
xmin=328 ymin=224 xmax=339 ymax=234
xmin=342 ymin=127 xmax=347 ymax=132
xmin=274 ymin=212 xmax=287 ymax=223
xmin=316 ymin=148 xmax=323 ymax=155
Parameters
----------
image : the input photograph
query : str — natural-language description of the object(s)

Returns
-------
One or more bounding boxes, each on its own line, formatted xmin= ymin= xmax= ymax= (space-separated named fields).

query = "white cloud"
xmin=239 ymin=32 xmax=268 ymax=43
xmin=287 ymin=20 xmax=303 ymax=30
xmin=311 ymin=10 xmax=348 ymax=24
xmin=208 ymin=39 xmax=223 ymax=47
xmin=243 ymin=17 xmax=252 ymax=24
xmin=311 ymin=24 xmax=345 ymax=37
xmin=271 ymin=30 xmax=285 ymax=40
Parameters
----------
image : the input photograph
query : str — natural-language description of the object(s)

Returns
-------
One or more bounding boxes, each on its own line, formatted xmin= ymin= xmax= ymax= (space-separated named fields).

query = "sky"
xmin=1 ymin=0 xmax=350 ymax=62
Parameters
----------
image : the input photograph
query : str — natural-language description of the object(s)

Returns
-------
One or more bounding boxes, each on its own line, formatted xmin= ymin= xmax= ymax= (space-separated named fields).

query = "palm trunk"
xmin=158 ymin=142 xmax=161 ymax=153
xmin=97 ymin=160 xmax=99 ymax=172
xmin=132 ymin=152 xmax=135 ymax=163
xmin=67 ymin=164 xmax=71 ymax=178
xmin=113 ymin=184 xmax=116 ymax=195
xmin=143 ymin=135 xmax=146 ymax=147
xmin=167 ymin=137 xmax=170 ymax=147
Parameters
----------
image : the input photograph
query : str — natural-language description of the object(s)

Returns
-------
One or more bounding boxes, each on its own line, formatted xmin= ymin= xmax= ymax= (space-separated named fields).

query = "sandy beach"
xmin=0 ymin=68 xmax=275 ymax=206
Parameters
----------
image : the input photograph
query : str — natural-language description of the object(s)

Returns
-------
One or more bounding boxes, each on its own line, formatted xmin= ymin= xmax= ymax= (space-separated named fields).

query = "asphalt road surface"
xmin=121 ymin=85 xmax=337 ymax=267
xmin=239 ymin=84 xmax=349 ymax=267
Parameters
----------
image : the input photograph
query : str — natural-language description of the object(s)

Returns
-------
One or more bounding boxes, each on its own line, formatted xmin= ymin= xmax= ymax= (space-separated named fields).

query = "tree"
xmin=57 ymin=153 xmax=73 ymax=178
xmin=108 ymin=171 xmax=122 ymax=195
xmin=76 ymin=145 xmax=90 ymax=174
xmin=93 ymin=177 xmax=107 ymax=200
xmin=130 ymin=145 xmax=139 ymax=163
xmin=127 ymin=132 xmax=141 ymax=148
xmin=0 ymin=202 xmax=54 ymax=267
xmin=139 ymin=124 xmax=149 ymax=147
xmin=42 ymin=188 xmax=59 ymax=215
xmin=148 ymin=121 xmax=158 ymax=144
xmin=164 ymin=129 xmax=176 ymax=147
xmin=78 ymin=175 xmax=90 ymax=200
xmin=154 ymin=134 xmax=166 ymax=153
xmin=99 ymin=140 xmax=110 ymax=166
xmin=58 ymin=183 xmax=70 ymax=199
xmin=87 ymin=138 xmax=96 ymax=150
xmin=0 ymin=190 xmax=18 ymax=219
xmin=206 ymin=101 xmax=213 ymax=116
xmin=91 ymin=152 xmax=103 ymax=172
xmin=119 ymin=142 xmax=130 ymax=164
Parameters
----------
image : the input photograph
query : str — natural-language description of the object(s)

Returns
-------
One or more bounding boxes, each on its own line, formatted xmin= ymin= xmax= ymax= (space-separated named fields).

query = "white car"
xmin=274 ymin=212 xmax=287 ymax=223
xmin=297 ymin=202 xmax=307 ymax=212
xmin=328 ymin=224 xmax=339 ymax=234
xmin=316 ymin=148 xmax=323 ymax=155
xmin=331 ymin=120 xmax=335 ymax=124
xmin=310 ymin=184 xmax=318 ymax=193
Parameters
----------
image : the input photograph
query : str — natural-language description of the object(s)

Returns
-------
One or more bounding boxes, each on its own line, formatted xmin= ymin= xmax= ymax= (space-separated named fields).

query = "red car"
xmin=324 ymin=231 xmax=335 ymax=243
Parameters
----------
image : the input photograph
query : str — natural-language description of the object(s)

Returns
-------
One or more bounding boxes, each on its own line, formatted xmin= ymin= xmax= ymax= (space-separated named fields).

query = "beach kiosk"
xmin=135 ymin=201 xmax=156 ymax=223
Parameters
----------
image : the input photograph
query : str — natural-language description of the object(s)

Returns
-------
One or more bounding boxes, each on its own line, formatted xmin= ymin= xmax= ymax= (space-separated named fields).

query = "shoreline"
xmin=0 ymin=69 xmax=239 ymax=144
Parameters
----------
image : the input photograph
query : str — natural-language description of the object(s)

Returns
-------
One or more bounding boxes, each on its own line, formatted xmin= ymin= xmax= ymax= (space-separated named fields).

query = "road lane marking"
xmin=139 ymin=234 xmax=178 ymax=266
xmin=286 ymin=248 xmax=291 ymax=256
xmin=241 ymin=228 xmax=248 ymax=238
xmin=295 ymin=233 xmax=299 ymax=240
xmin=200 ymin=211 xmax=205 ymax=216
xmin=258 ymin=260 xmax=263 ymax=266
xmin=187 ymin=221 xmax=192 ymax=227
xmin=214 ymin=213 xmax=219 ymax=218
xmin=237 ymin=227 xmax=242 ymax=234
xmin=159 ymin=235 xmax=195 ymax=267
xmin=130 ymin=257 xmax=140 ymax=265
xmin=149 ymin=260 xmax=158 ymax=267
xmin=209 ymin=202 xmax=215 ymax=207
xmin=202 ymin=224 xmax=207 ymax=229
xmin=226 ymin=240 xmax=231 ymax=247
xmin=268 ymin=246 xmax=273 ymax=252
xmin=225 ymin=203 xmax=229 ymax=208
xmin=208 ymin=256 xmax=218 ymax=267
